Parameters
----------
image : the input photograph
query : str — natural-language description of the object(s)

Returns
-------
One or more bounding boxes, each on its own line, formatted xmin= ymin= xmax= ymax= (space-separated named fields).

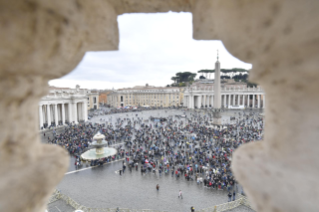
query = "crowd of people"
xmin=47 ymin=108 xmax=264 ymax=202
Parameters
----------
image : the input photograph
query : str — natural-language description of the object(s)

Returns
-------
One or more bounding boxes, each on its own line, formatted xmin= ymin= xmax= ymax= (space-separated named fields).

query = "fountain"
xmin=81 ymin=132 xmax=117 ymax=161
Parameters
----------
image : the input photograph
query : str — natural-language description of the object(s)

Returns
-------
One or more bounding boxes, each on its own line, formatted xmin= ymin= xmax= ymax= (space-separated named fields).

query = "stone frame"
xmin=0 ymin=1 xmax=318 ymax=211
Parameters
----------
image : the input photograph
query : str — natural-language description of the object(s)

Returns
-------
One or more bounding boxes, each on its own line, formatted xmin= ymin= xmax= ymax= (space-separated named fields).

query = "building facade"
xmin=38 ymin=85 xmax=89 ymax=129
xmin=183 ymin=80 xmax=265 ymax=109
xmin=108 ymin=85 xmax=184 ymax=108
xmin=99 ymin=90 xmax=112 ymax=106
xmin=87 ymin=90 xmax=99 ymax=110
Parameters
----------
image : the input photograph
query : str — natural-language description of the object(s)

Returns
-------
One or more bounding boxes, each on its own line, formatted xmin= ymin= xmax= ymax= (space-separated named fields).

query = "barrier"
xmin=48 ymin=190 xmax=254 ymax=212
xmin=48 ymin=190 xmax=168 ymax=212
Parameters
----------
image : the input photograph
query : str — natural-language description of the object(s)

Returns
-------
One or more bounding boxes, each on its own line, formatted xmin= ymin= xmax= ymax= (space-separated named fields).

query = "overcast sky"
xmin=49 ymin=12 xmax=252 ymax=90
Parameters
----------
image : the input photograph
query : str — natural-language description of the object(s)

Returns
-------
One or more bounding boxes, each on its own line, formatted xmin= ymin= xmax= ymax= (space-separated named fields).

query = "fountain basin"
xmin=81 ymin=147 xmax=117 ymax=161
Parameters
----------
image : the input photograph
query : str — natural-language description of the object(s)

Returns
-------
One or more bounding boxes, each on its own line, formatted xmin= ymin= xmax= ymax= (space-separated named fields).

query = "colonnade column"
xmin=39 ymin=105 xmax=43 ymax=129
xmin=192 ymin=96 xmax=195 ymax=109
xmin=81 ymin=102 xmax=85 ymax=121
xmin=202 ymin=95 xmax=204 ymax=107
xmin=246 ymin=95 xmax=249 ymax=107
xmin=190 ymin=96 xmax=193 ymax=109
xmin=228 ymin=95 xmax=231 ymax=107
xmin=203 ymin=95 xmax=205 ymax=106
xmin=67 ymin=103 xmax=71 ymax=123
xmin=224 ymin=94 xmax=227 ymax=108
xmin=198 ymin=96 xmax=201 ymax=108
xmin=189 ymin=95 xmax=192 ymax=109
xmin=42 ymin=106 xmax=46 ymax=124
xmin=258 ymin=94 xmax=261 ymax=108
xmin=54 ymin=104 xmax=58 ymax=125
xmin=263 ymin=95 xmax=266 ymax=108
xmin=77 ymin=103 xmax=80 ymax=121
xmin=74 ymin=103 xmax=78 ymax=123
xmin=211 ymin=95 xmax=213 ymax=106
xmin=47 ymin=104 xmax=51 ymax=126
xmin=253 ymin=95 xmax=255 ymax=108
xmin=204 ymin=95 xmax=206 ymax=106
xmin=74 ymin=103 xmax=80 ymax=123
xmin=84 ymin=101 xmax=88 ymax=121
xmin=62 ymin=104 xmax=65 ymax=125
xmin=220 ymin=95 xmax=223 ymax=107
xmin=183 ymin=96 xmax=187 ymax=107
xmin=243 ymin=95 xmax=246 ymax=107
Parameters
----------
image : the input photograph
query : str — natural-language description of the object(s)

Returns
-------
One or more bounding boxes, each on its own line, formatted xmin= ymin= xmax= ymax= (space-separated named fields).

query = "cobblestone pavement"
xmin=44 ymin=109 xmax=261 ymax=212
xmin=58 ymin=161 xmax=229 ymax=212
xmin=47 ymin=199 xmax=74 ymax=212
xmin=226 ymin=205 xmax=255 ymax=212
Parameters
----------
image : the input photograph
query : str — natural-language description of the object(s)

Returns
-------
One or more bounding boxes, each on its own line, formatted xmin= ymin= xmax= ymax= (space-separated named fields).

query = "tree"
xmin=178 ymin=82 xmax=186 ymax=87
xmin=198 ymin=69 xmax=214 ymax=79
xmin=221 ymin=68 xmax=249 ymax=78
xmin=247 ymin=81 xmax=258 ymax=87
xmin=221 ymin=76 xmax=231 ymax=79
xmin=171 ymin=76 xmax=179 ymax=84
xmin=170 ymin=72 xmax=197 ymax=86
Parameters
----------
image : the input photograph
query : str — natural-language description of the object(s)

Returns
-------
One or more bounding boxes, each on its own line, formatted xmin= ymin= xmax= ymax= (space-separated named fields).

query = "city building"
xmin=184 ymin=79 xmax=265 ymax=109
xmin=38 ymin=85 xmax=90 ymax=129
xmin=87 ymin=90 xmax=99 ymax=110
xmin=108 ymin=84 xmax=184 ymax=108
xmin=99 ymin=90 xmax=112 ymax=106
xmin=184 ymin=57 xmax=265 ymax=109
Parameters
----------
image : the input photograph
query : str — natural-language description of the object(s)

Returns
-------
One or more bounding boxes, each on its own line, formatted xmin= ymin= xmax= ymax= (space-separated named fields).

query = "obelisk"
xmin=213 ymin=50 xmax=222 ymax=124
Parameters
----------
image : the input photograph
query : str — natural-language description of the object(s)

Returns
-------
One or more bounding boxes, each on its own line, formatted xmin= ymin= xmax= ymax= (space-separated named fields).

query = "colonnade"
xmin=184 ymin=93 xmax=265 ymax=109
xmin=38 ymin=101 xmax=88 ymax=129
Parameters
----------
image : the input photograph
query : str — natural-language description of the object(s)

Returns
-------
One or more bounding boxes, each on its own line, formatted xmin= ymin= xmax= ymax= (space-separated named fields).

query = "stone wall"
xmin=0 ymin=0 xmax=318 ymax=212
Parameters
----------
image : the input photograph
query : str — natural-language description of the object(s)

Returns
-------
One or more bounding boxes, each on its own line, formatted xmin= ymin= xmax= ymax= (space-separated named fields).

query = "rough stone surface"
xmin=192 ymin=1 xmax=319 ymax=211
xmin=110 ymin=0 xmax=192 ymax=14
xmin=0 ymin=0 xmax=119 ymax=212
xmin=1 ymin=0 xmax=319 ymax=212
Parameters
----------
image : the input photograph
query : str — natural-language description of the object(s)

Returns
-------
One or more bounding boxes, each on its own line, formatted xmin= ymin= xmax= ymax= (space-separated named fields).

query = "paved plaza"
xmin=43 ymin=109 xmax=260 ymax=212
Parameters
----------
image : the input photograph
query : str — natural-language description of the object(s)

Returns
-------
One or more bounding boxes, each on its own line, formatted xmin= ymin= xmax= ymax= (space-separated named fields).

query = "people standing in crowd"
xmin=46 ymin=107 xmax=263 ymax=202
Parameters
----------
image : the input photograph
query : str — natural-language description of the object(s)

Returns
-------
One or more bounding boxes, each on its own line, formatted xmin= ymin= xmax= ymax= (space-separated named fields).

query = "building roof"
xmin=118 ymin=85 xmax=181 ymax=91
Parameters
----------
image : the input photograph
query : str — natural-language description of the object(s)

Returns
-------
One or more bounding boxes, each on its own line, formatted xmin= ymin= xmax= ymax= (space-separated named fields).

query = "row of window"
xmin=121 ymin=94 xmax=179 ymax=98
